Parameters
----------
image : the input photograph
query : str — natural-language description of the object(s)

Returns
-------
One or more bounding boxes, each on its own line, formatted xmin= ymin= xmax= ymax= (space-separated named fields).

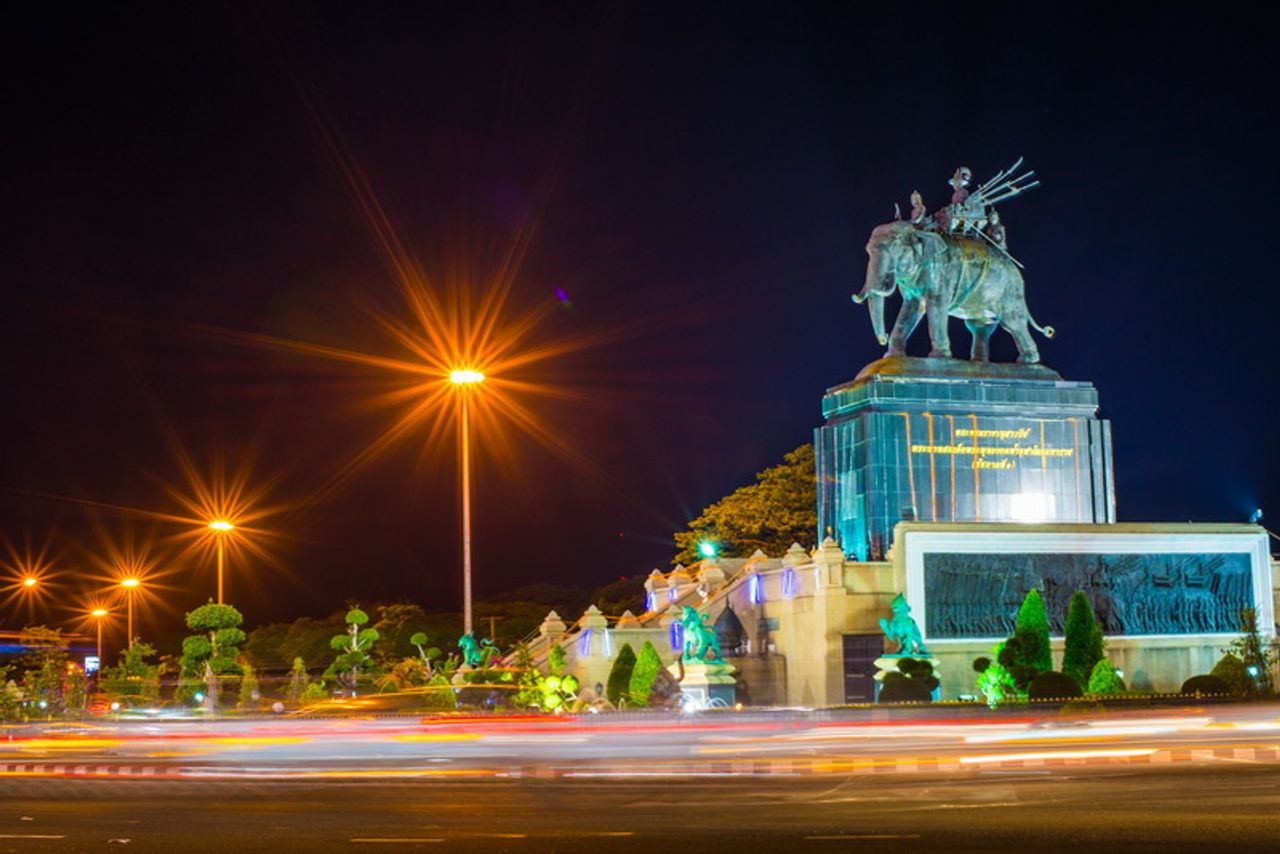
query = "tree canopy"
xmin=673 ymin=444 xmax=816 ymax=564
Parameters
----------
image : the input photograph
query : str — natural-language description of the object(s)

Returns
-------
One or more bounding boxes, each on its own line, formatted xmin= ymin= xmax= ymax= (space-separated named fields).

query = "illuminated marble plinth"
xmin=816 ymin=356 xmax=1115 ymax=560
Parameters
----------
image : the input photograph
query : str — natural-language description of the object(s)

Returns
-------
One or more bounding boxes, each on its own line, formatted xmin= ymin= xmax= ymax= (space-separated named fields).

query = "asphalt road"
xmin=3 ymin=765 xmax=1280 ymax=852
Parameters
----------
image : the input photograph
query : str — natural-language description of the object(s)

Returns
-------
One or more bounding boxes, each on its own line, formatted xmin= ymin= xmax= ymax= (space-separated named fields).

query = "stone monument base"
xmin=670 ymin=660 xmax=737 ymax=709
xmin=817 ymin=355 xmax=1116 ymax=560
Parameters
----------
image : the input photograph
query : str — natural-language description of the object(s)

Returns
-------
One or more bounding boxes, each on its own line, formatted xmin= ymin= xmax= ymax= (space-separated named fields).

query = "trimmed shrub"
xmin=1086 ymin=659 xmax=1126 ymax=695
xmin=1062 ymin=592 xmax=1104 ymax=689
xmin=1027 ymin=670 xmax=1082 ymax=701
xmin=1210 ymin=653 xmax=1248 ymax=695
xmin=1180 ymin=675 xmax=1230 ymax=696
xmin=1015 ymin=590 xmax=1053 ymax=673
xmin=878 ymin=672 xmax=932 ymax=703
xmin=628 ymin=641 xmax=663 ymax=707
xmin=972 ymin=656 xmax=992 ymax=674
xmin=605 ymin=643 xmax=637 ymax=706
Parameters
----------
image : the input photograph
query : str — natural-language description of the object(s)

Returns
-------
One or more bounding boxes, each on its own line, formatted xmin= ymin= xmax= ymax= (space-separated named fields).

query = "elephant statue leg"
xmin=926 ymin=298 xmax=952 ymax=359
xmin=1001 ymin=316 xmax=1041 ymax=364
xmin=887 ymin=297 xmax=925 ymax=357
xmin=966 ymin=321 xmax=997 ymax=361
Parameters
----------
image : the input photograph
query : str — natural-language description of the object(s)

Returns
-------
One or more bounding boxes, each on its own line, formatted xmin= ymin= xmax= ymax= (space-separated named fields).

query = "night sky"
xmin=3 ymin=4 xmax=1277 ymax=634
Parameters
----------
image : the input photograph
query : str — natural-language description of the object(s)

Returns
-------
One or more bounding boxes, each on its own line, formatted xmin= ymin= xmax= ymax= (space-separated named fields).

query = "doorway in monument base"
xmin=842 ymin=633 xmax=884 ymax=703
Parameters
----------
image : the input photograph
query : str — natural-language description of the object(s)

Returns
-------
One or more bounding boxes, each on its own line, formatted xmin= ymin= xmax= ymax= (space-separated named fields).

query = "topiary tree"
xmin=629 ymin=641 xmax=663 ymax=707
xmin=286 ymin=657 xmax=309 ymax=703
xmin=1210 ymin=653 xmax=1248 ymax=695
xmin=1015 ymin=589 xmax=1052 ymax=672
xmin=974 ymin=645 xmax=1019 ymax=706
xmin=180 ymin=603 xmax=246 ymax=710
xmin=326 ymin=608 xmax=379 ymax=696
xmin=1181 ymin=674 xmax=1230 ymax=696
xmin=605 ymin=643 xmax=637 ymax=706
xmin=1027 ymin=670 xmax=1082 ymax=701
xmin=999 ymin=590 xmax=1052 ymax=690
xmin=1062 ymin=592 xmax=1104 ymax=689
xmin=877 ymin=657 xmax=937 ymax=704
xmin=410 ymin=632 xmax=443 ymax=676
xmin=1086 ymin=659 xmax=1126 ymax=695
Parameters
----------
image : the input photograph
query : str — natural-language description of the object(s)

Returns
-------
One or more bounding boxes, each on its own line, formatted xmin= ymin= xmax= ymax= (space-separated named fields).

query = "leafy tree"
xmin=371 ymin=603 xmax=430 ymax=665
xmin=300 ymin=680 xmax=328 ymax=703
xmin=100 ymin=641 xmax=160 ymax=701
xmin=0 ymin=666 xmax=24 ymax=722
xmin=422 ymin=673 xmax=457 ymax=710
xmin=1062 ymin=592 xmax=1104 ymax=689
xmin=1210 ymin=652 xmax=1248 ymax=695
xmin=326 ymin=608 xmax=379 ymax=696
xmin=238 ymin=661 xmax=260 ymax=708
xmin=605 ymin=643 xmax=637 ymax=706
xmin=628 ymin=641 xmax=663 ymax=707
xmin=275 ymin=616 xmax=347 ymax=670
xmin=179 ymin=602 xmax=246 ymax=708
xmin=286 ymin=657 xmax=309 ymax=703
xmin=18 ymin=626 xmax=72 ymax=714
xmin=1228 ymin=607 xmax=1275 ymax=698
xmin=548 ymin=643 xmax=567 ymax=676
xmin=673 ymin=444 xmax=816 ymax=564
xmin=1086 ymin=659 xmax=1126 ymax=695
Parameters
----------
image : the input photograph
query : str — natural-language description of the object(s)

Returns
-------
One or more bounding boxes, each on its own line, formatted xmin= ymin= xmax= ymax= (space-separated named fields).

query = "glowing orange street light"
xmin=22 ymin=576 xmax=38 ymax=588
xmin=449 ymin=368 xmax=485 ymax=636
xmin=119 ymin=577 xmax=141 ymax=648
xmin=89 ymin=607 xmax=111 ymax=665
xmin=207 ymin=520 xmax=235 ymax=604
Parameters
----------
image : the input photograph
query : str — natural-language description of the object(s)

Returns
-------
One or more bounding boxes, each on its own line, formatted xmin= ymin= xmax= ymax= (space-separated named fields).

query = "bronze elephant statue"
xmin=853 ymin=221 xmax=1054 ymax=363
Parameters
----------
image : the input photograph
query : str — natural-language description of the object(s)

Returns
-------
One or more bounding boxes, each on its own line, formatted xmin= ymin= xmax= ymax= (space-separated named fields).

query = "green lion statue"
xmin=880 ymin=593 xmax=928 ymax=656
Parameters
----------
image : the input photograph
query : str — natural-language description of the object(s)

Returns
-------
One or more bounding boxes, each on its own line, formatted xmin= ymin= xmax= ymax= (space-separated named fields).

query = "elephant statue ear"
xmin=916 ymin=230 xmax=947 ymax=263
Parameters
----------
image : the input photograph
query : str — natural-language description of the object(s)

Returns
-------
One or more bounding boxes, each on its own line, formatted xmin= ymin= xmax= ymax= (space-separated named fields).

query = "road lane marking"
xmin=959 ymin=748 xmax=1156 ymax=764
xmin=349 ymin=839 xmax=444 ymax=844
xmin=805 ymin=835 xmax=921 ymax=840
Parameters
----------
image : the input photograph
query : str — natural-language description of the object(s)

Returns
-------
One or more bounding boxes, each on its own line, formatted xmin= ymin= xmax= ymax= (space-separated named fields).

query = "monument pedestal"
xmin=816 ymin=356 xmax=1115 ymax=560
xmin=670 ymin=660 xmax=737 ymax=709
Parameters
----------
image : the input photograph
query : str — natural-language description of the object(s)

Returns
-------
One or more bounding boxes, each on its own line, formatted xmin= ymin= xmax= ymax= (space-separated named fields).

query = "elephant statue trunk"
xmin=853 ymin=251 xmax=893 ymax=345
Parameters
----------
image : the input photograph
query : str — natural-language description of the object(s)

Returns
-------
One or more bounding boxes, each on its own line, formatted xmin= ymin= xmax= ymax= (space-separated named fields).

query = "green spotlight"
xmin=698 ymin=541 xmax=717 ymax=559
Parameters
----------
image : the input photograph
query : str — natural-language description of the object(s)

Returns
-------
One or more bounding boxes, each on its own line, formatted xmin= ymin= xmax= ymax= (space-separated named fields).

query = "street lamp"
xmin=449 ymin=367 xmax=485 ymax=636
xmin=22 ymin=576 xmax=38 ymax=589
xmin=120 ymin=577 xmax=141 ymax=649
xmin=90 ymin=607 xmax=110 ymax=665
xmin=207 ymin=519 xmax=235 ymax=604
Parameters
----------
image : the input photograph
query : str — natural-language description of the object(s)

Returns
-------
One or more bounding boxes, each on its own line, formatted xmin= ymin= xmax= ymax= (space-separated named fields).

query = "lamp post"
xmin=449 ymin=368 xmax=485 ymax=636
xmin=120 ymin=577 xmax=140 ymax=648
xmin=90 ymin=608 xmax=109 ymax=665
xmin=207 ymin=519 xmax=235 ymax=604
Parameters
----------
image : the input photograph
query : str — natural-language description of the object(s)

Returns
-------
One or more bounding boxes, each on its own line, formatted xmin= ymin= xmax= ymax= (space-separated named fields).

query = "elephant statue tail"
xmin=1029 ymin=313 xmax=1056 ymax=339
